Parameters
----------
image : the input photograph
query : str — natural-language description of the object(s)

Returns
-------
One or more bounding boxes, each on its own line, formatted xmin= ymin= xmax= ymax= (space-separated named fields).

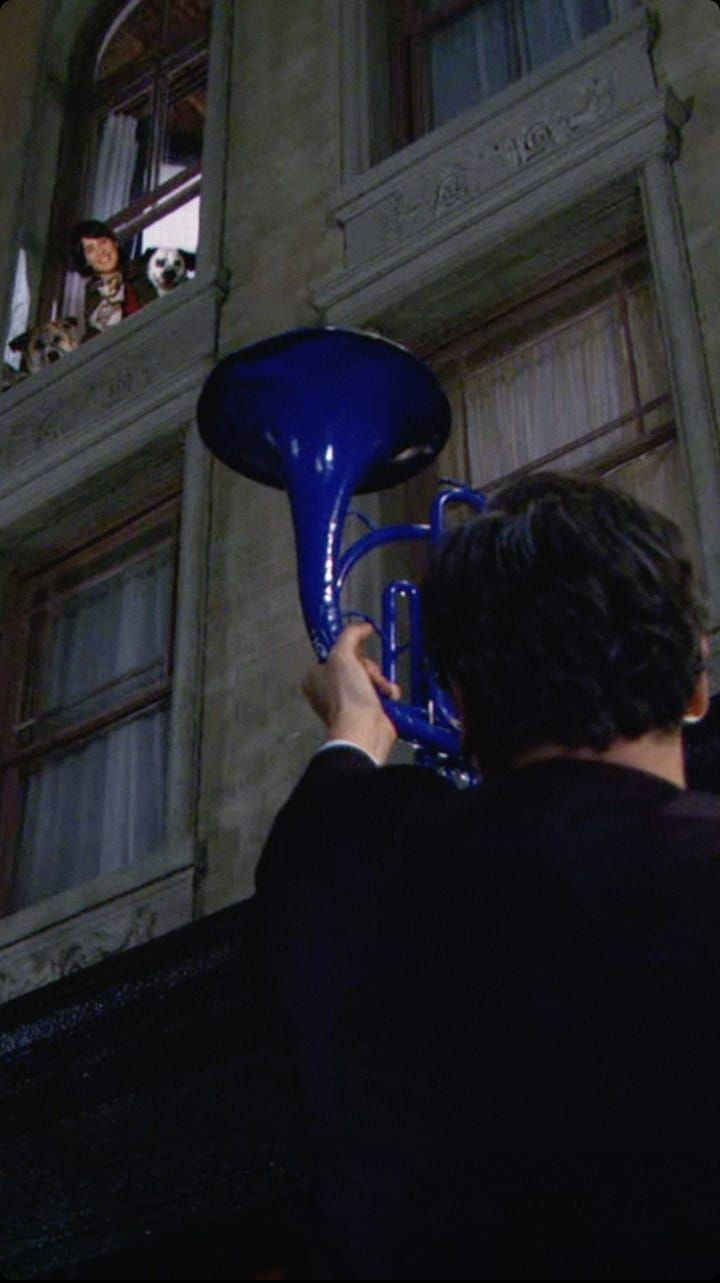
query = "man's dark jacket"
xmin=255 ymin=749 xmax=720 ymax=1280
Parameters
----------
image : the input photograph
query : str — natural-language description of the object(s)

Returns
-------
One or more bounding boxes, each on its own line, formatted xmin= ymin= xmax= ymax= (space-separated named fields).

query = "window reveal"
xmin=0 ymin=495 xmax=180 ymax=913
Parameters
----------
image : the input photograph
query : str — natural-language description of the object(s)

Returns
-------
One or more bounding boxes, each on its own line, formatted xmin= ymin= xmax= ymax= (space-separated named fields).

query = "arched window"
xmin=41 ymin=0 xmax=211 ymax=327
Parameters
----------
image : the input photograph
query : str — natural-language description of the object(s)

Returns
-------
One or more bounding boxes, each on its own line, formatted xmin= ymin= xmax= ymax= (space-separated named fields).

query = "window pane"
xmin=163 ymin=64 xmax=207 ymax=172
xmin=97 ymin=0 xmax=163 ymax=81
xmin=429 ymin=2 xmax=515 ymax=128
xmin=519 ymin=0 xmax=573 ymax=70
xmin=577 ymin=0 xmax=612 ymax=38
xmin=29 ymin=543 xmax=173 ymax=734
xmin=96 ymin=0 xmax=212 ymax=81
xmin=608 ymin=442 xmax=704 ymax=575
xmin=141 ymin=192 xmax=200 ymax=253
xmin=626 ymin=281 xmax=671 ymax=421
xmin=465 ymin=299 xmax=634 ymax=483
xmin=417 ymin=0 xmax=614 ymax=135
xmin=12 ymin=704 xmax=169 ymax=909
xmin=519 ymin=1 xmax=611 ymax=69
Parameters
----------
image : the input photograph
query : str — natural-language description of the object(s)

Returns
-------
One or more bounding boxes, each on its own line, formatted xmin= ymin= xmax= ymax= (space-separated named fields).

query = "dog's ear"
xmin=140 ymin=248 xmax=156 ymax=265
xmin=181 ymin=251 xmax=197 ymax=271
xmin=9 ymin=331 xmax=30 ymax=353
xmin=61 ymin=317 xmax=79 ymax=332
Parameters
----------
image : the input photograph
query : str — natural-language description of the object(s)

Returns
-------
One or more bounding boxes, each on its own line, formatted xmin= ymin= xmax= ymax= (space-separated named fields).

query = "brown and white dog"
xmin=9 ymin=317 xmax=80 ymax=374
xmin=143 ymin=247 xmax=196 ymax=296
xmin=87 ymin=270 xmax=125 ymax=333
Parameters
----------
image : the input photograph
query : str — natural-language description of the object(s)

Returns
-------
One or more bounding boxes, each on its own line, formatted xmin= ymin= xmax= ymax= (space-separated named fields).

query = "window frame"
xmin=390 ymin=0 xmax=631 ymax=148
xmin=38 ymin=0 xmax=210 ymax=325
xmin=0 ymin=489 xmax=182 ymax=917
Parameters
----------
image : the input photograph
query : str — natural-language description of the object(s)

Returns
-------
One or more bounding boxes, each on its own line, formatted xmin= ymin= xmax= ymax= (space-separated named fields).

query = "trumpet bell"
xmin=196 ymin=326 xmax=451 ymax=493
xmin=196 ymin=324 xmax=479 ymax=770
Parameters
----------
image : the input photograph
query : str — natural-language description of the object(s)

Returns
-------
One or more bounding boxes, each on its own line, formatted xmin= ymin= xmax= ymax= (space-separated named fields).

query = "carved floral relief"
xmin=345 ymin=74 xmax=617 ymax=265
xmin=0 ymin=286 xmax=218 ymax=482
xmin=0 ymin=904 xmax=158 ymax=1004
xmin=496 ymin=77 xmax=615 ymax=170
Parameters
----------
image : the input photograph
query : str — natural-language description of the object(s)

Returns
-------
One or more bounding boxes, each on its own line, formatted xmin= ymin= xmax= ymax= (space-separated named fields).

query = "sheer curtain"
xmin=459 ymin=280 xmax=701 ymax=572
xmin=12 ymin=547 xmax=172 ymax=909
xmin=3 ymin=248 xmax=31 ymax=365
xmin=61 ymin=112 xmax=139 ymax=322
xmin=90 ymin=111 xmax=139 ymax=221
xmin=464 ymin=298 xmax=631 ymax=484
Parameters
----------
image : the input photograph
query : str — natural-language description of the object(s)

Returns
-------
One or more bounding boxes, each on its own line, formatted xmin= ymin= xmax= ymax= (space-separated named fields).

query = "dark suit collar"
xmin=481 ymin=756 xmax=683 ymax=808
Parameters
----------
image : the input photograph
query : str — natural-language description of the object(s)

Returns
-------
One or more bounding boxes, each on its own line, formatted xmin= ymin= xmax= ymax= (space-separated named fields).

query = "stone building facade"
xmin=0 ymin=0 xmax=719 ymax=1273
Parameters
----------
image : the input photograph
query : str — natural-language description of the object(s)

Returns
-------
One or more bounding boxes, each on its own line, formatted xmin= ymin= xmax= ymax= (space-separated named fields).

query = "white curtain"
xmin=465 ymin=297 xmax=632 ymax=484
xmin=89 ymin=111 xmax=139 ymax=221
xmin=4 ymin=248 xmax=31 ymax=367
xmin=46 ymin=549 xmax=172 ymax=717
xmin=58 ymin=112 xmax=140 ymax=325
xmin=12 ymin=548 xmax=172 ymax=909
xmin=460 ymin=279 xmax=701 ymax=573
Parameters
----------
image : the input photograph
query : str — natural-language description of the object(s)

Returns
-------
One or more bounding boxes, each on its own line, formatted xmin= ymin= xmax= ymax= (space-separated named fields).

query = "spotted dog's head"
xmin=9 ymin=318 xmax=80 ymax=374
xmin=143 ymin=247 xmax=196 ymax=295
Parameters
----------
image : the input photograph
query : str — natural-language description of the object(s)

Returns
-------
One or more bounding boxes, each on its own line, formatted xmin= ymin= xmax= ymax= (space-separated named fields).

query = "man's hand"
xmin=302 ymin=623 xmax=401 ymax=765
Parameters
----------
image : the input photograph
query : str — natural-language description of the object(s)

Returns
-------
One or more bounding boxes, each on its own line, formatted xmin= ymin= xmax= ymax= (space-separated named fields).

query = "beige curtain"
xmin=442 ymin=281 xmax=700 ymax=571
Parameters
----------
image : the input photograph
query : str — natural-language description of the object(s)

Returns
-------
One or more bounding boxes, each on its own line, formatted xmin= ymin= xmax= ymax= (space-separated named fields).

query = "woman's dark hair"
xmin=422 ymin=472 xmax=706 ymax=774
xmin=70 ymin=220 xmax=126 ymax=276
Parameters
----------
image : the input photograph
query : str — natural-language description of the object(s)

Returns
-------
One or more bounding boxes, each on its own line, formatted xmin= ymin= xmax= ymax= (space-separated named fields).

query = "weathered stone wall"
xmin=651 ymin=0 xmax=720 ymax=437
xmin=0 ymin=1 xmax=46 ymax=328
xmin=196 ymin=0 xmax=347 ymax=911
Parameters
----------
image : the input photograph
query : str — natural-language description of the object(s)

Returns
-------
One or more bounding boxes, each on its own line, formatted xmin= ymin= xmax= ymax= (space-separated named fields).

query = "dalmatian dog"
xmin=87 ymin=269 xmax=125 ymax=334
xmin=143 ymin=247 xmax=196 ymax=296
xmin=9 ymin=317 xmax=80 ymax=375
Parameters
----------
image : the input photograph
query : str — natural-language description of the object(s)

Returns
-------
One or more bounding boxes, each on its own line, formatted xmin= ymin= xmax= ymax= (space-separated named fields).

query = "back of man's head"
xmin=422 ymin=472 xmax=705 ymax=774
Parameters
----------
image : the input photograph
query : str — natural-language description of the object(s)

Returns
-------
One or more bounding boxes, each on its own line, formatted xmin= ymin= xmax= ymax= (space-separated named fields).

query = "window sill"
xmin=0 ymin=274 xmax=225 ymax=536
xmin=313 ymin=8 xmax=683 ymax=341
xmin=0 ymin=834 xmax=197 ymax=1003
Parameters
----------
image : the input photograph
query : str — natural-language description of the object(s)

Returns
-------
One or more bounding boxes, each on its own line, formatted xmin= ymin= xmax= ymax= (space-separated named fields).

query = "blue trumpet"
xmin=196 ymin=326 xmax=486 ymax=768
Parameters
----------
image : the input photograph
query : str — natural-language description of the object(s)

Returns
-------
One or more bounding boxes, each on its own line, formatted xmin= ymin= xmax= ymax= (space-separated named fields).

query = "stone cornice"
xmin=0 ymin=276 xmax=224 ymax=537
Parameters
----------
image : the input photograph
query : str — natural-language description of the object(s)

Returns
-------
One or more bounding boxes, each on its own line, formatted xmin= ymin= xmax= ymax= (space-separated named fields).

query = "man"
xmin=255 ymin=472 xmax=720 ymax=1280
xmin=70 ymin=219 xmax=156 ymax=336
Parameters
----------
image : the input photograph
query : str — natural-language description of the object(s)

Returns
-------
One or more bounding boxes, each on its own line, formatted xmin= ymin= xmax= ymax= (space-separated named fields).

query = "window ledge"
xmin=313 ymin=8 xmax=686 ymax=340
xmin=0 ymin=834 xmax=197 ymax=1003
xmin=0 ymin=274 xmax=225 ymax=536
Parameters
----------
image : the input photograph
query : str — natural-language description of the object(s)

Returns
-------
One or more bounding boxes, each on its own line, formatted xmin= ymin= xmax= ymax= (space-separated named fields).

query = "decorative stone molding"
xmin=0 ymin=277 xmax=223 ymax=531
xmin=494 ymin=75 xmax=615 ymax=171
xmin=0 ymin=864 xmax=193 ymax=1004
xmin=313 ymin=10 xmax=691 ymax=334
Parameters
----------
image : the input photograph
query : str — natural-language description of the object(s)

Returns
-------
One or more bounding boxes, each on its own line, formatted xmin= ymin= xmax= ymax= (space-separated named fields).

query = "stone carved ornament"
xmin=496 ymin=75 xmax=615 ymax=169
xmin=0 ymin=904 xmax=157 ymax=1004
xmin=0 ymin=286 xmax=217 ymax=476
xmin=364 ymin=76 xmax=616 ymax=252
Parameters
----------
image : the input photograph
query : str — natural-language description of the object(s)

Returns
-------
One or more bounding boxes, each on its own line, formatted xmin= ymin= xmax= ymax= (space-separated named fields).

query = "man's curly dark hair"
xmin=422 ymin=471 xmax=706 ymax=775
